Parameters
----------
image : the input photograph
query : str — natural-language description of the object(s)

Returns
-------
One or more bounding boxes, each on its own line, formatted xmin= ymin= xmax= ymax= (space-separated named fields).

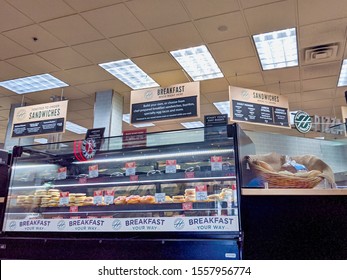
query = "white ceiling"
xmin=1 ymin=0 xmax=347 ymax=143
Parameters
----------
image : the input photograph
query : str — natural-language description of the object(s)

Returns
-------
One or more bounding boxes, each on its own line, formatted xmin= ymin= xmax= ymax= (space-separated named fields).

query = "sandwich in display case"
xmin=0 ymin=124 xmax=246 ymax=260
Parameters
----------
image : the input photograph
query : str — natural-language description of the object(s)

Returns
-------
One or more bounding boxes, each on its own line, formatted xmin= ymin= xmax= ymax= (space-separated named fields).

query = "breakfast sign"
xmin=11 ymin=100 xmax=68 ymax=138
xmin=130 ymin=82 xmax=200 ymax=124
xmin=229 ymin=86 xmax=290 ymax=128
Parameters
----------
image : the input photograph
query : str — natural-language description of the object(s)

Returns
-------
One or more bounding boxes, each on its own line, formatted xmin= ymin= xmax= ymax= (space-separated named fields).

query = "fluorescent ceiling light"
xmin=0 ymin=74 xmax=68 ymax=94
xmin=181 ymin=121 xmax=204 ymax=129
xmin=253 ymin=28 xmax=298 ymax=70
xmin=34 ymin=138 xmax=48 ymax=144
xmin=65 ymin=121 xmax=87 ymax=134
xmin=170 ymin=45 xmax=223 ymax=81
xmin=99 ymin=59 xmax=159 ymax=90
xmin=214 ymin=101 xmax=230 ymax=116
xmin=122 ymin=114 xmax=154 ymax=127
xmin=337 ymin=60 xmax=347 ymax=86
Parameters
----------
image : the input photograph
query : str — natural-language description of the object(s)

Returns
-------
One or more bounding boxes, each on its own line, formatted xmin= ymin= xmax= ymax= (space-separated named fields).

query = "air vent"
xmin=304 ymin=43 xmax=339 ymax=64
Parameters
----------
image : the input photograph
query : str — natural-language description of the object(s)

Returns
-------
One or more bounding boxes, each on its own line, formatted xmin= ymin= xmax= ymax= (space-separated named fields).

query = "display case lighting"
xmin=253 ymin=27 xmax=298 ymax=70
xmin=99 ymin=59 xmax=159 ymax=90
xmin=170 ymin=45 xmax=223 ymax=81
xmin=65 ymin=121 xmax=88 ymax=134
xmin=34 ymin=138 xmax=48 ymax=144
xmin=181 ymin=121 xmax=204 ymax=129
xmin=0 ymin=74 xmax=68 ymax=94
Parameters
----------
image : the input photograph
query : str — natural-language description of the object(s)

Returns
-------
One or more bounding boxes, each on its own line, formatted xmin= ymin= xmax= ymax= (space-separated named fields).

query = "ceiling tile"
xmin=21 ymin=90 xmax=58 ymax=104
xmin=302 ymin=76 xmax=337 ymax=92
xmin=262 ymin=67 xmax=300 ymax=84
xmin=240 ymin=0 xmax=280 ymax=9
xmin=283 ymin=92 xmax=300 ymax=103
xmin=244 ymin=0 xmax=296 ymax=34
xmin=220 ymin=57 xmax=260 ymax=77
xmin=3 ymin=24 xmax=66 ymax=53
xmin=226 ymin=73 xmax=264 ymax=88
xmin=301 ymin=62 xmax=341 ymax=80
xmin=27 ymin=87 xmax=89 ymax=103
xmin=201 ymin=103 xmax=219 ymax=115
xmin=133 ymin=53 xmax=180 ymax=74
xmin=41 ymin=15 xmax=103 ymax=45
xmin=75 ymin=109 xmax=94 ymax=119
xmin=38 ymin=47 xmax=92 ymax=70
xmin=266 ymin=81 xmax=301 ymax=94
xmin=67 ymin=99 xmax=93 ymax=111
xmin=81 ymin=3 xmax=144 ymax=37
xmin=75 ymin=79 xmax=131 ymax=95
xmin=299 ymin=18 xmax=347 ymax=49
xmin=301 ymin=89 xmax=335 ymax=102
xmin=301 ymin=98 xmax=334 ymax=110
xmin=0 ymin=0 xmax=33 ymax=32
xmin=150 ymin=22 xmax=204 ymax=51
xmin=7 ymin=0 xmax=75 ymax=22
xmin=199 ymin=93 xmax=210 ymax=105
xmin=126 ymin=0 xmax=189 ymax=29
xmin=0 ymin=61 xmax=28 ymax=80
xmin=194 ymin=12 xmax=248 ymax=43
xmin=200 ymin=78 xmax=229 ymax=93
xmin=73 ymin=40 xmax=126 ymax=64
xmin=0 ymin=35 xmax=30 ymax=60
xmin=52 ymin=65 xmax=112 ymax=85
xmin=64 ymin=0 xmax=123 ymax=12
xmin=209 ymin=37 xmax=255 ymax=62
xmin=150 ymin=70 xmax=189 ymax=87
xmin=298 ymin=0 xmax=347 ymax=26
xmin=7 ymin=54 xmax=60 ymax=74
xmin=182 ymin=0 xmax=239 ymax=19
xmin=110 ymin=31 xmax=163 ymax=58
xmin=203 ymin=90 xmax=229 ymax=103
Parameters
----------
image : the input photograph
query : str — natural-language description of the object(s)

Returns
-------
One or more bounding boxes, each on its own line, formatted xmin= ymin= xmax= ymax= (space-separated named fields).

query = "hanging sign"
xmin=130 ymin=82 xmax=200 ymax=123
xmin=229 ymin=86 xmax=290 ymax=128
xmin=11 ymin=100 xmax=68 ymax=138
xmin=294 ymin=111 xmax=312 ymax=134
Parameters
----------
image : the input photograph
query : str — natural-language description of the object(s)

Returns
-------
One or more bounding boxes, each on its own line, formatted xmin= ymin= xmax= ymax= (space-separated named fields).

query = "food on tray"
xmin=126 ymin=195 xmax=141 ymax=204
xmin=114 ymin=196 xmax=127 ymax=205
xmin=256 ymin=160 xmax=275 ymax=172
xmin=184 ymin=188 xmax=196 ymax=196
xmin=140 ymin=195 xmax=156 ymax=204
xmin=172 ymin=195 xmax=185 ymax=203
xmin=207 ymin=194 xmax=220 ymax=201
xmin=83 ymin=196 xmax=94 ymax=206
xmin=185 ymin=195 xmax=195 ymax=202
xmin=164 ymin=196 xmax=173 ymax=203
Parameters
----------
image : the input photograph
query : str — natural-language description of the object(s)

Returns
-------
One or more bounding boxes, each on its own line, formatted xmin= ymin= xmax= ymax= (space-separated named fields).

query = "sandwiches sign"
xmin=12 ymin=100 xmax=68 ymax=138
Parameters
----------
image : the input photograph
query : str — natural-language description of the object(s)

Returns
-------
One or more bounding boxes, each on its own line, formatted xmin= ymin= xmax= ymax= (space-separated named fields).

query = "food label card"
xmin=93 ymin=190 xmax=103 ymax=205
xmin=211 ymin=156 xmax=223 ymax=171
xmin=195 ymin=185 xmax=208 ymax=201
xmin=57 ymin=167 xmax=67 ymax=180
xmin=104 ymin=190 xmax=114 ymax=205
xmin=155 ymin=193 xmax=166 ymax=203
xmin=89 ymin=165 xmax=99 ymax=178
xmin=59 ymin=192 xmax=69 ymax=206
xmin=125 ymin=162 xmax=136 ymax=176
xmin=165 ymin=160 xmax=177 ymax=173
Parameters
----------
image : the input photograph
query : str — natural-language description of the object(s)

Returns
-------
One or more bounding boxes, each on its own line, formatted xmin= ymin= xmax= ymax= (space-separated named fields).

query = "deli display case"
xmin=0 ymin=124 xmax=245 ymax=260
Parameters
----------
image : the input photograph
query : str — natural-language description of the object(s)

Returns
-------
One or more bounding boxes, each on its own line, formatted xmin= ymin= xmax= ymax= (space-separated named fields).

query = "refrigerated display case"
xmin=0 ymin=124 xmax=245 ymax=260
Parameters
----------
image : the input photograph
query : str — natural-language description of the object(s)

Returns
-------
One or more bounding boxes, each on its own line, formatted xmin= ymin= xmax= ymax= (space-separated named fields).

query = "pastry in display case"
xmin=2 ymin=125 xmax=240 ymax=234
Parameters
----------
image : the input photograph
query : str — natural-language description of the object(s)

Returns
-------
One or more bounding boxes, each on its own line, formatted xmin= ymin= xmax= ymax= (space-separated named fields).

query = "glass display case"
xmin=2 ymin=125 xmax=241 ymax=238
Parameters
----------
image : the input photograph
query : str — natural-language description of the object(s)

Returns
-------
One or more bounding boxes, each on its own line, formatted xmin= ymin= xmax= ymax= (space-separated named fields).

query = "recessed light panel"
xmin=338 ymin=60 xmax=347 ymax=86
xmin=181 ymin=121 xmax=204 ymax=129
xmin=0 ymin=74 xmax=68 ymax=94
xmin=213 ymin=101 xmax=230 ymax=116
xmin=170 ymin=45 xmax=223 ymax=81
xmin=99 ymin=59 xmax=159 ymax=90
xmin=253 ymin=28 xmax=298 ymax=70
xmin=34 ymin=138 xmax=48 ymax=144
xmin=65 ymin=121 xmax=87 ymax=134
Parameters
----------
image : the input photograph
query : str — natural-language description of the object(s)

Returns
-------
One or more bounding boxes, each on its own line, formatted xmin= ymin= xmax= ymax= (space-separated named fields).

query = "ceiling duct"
xmin=304 ymin=43 xmax=339 ymax=64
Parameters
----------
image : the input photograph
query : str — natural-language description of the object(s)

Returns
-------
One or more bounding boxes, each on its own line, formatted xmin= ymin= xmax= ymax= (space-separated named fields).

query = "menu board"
xmin=229 ymin=86 xmax=290 ymax=128
xmin=130 ymin=82 xmax=200 ymax=123
xmin=12 ymin=100 xmax=68 ymax=138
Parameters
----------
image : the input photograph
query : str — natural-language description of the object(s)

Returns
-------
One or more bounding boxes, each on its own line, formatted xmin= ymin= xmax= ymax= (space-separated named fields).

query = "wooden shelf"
xmin=241 ymin=188 xmax=347 ymax=196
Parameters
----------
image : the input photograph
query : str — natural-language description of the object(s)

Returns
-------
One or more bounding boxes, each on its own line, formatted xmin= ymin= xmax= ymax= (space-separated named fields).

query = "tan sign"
xmin=229 ymin=86 xmax=290 ymax=128
xmin=12 ymin=100 xmax=68 ymax=138
xmin=130 ymin=82 xmax=200 ymax=123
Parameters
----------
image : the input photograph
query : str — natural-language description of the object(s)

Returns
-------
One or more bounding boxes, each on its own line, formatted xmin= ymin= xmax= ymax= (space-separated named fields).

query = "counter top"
xmin=241 ymin=188 xmax=347 ymax=196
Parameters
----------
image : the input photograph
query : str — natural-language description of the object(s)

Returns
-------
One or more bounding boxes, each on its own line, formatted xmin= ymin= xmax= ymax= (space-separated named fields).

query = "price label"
xmin=165 ymin=160 xmax=177 ymax=173
xmin=57 ymin=167 xmax=67 ymax=180
xmin=195 ymin=185 xmax=208 ymax=201
xmin=155 ymin=193 xmax=166 ymax=203
xmin=93 ymin=190 xmax=103 ymax=205
xmin=211 ymin=156 xmax=223 ymax=171
xmin=182 ymin=202 xmax=193 ymax=210
xmin=125 ymin=162 xmax=136 ymax=176
xmin=104 ymin=190 xmax=114 ymax=205
xmin=69 ymin=206 xmax=78 ymax=212
xmin=89 ymin=164 xmax=99 ymax=178
xmin=79 ymin=177 xmax=87 ymax=184
xmin=59 ymin=192 xmax=69 ymax=206
xmin=185 ymin=171 xmax=195 ymax=178
xmin=130 ymin=175 xmax=139 ymax=181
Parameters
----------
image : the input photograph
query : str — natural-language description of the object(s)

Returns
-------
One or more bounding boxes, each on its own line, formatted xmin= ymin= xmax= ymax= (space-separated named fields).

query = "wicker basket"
xmin=247 ymin=159 xmax=324 ymax=189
